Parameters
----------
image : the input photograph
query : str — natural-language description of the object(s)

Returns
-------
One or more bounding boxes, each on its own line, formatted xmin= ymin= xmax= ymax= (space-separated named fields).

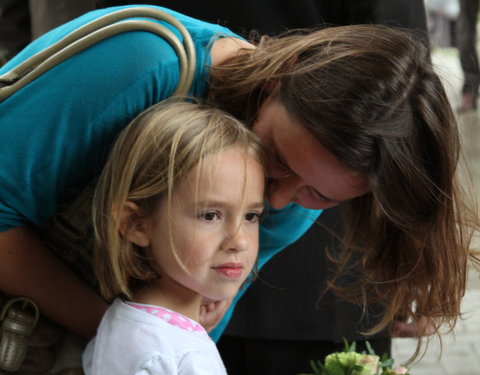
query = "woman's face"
xmin=252 ymin=97 xmax=369 ymax=210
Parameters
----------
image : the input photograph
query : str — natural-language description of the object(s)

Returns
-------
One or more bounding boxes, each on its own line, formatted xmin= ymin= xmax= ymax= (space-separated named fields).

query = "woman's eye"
xmin=275 ymin=156 xmax=288 ymax=170
xmin=200 ymin=211 xmax=220 ymax=222
xmin=245 ymin=212 xmax=261 ymax=223
xmin=309 ymin=187 xmax=332 ymax=203
xmin=277 ymin=165 xmax=291 ymax=177
xmin=273 ymin=154 xmax=294 ymax=178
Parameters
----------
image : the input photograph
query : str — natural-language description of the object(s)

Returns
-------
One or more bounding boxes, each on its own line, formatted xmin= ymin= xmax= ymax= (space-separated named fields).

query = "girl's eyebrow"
xmin=249 ymin=202 xmax=266 ymax=211
xmin=195 ymin=200 xmax=228 ymax=209
xmin=196 ymin=200 xmax=265 ymax=210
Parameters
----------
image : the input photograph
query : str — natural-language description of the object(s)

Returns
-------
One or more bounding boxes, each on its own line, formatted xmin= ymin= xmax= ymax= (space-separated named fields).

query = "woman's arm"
xmin=0 ymin=227 xmax=107 ymax=339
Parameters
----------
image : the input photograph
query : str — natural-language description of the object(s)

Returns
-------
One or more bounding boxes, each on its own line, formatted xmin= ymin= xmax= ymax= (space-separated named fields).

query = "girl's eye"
xmin=245 ymin=212 xmax=261 ymax=223
xmin=200 ymin=211 xmax=220 ymax=222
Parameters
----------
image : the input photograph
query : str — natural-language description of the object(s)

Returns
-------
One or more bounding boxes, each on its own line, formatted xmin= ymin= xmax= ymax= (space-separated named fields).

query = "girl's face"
xmin=141 ymin=146 xmax=264 ymax=305
xmin=252 ymin=96 xmax=369 ymax=210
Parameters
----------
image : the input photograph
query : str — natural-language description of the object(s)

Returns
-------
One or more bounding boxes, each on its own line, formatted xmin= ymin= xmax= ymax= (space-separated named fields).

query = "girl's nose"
xmin=221 ymin=224 xmax=248 ymax=253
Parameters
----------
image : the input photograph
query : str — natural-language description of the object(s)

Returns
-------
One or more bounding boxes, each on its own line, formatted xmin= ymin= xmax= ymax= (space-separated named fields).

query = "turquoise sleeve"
xmin=210 ymin=203 xmax=322 ymax=341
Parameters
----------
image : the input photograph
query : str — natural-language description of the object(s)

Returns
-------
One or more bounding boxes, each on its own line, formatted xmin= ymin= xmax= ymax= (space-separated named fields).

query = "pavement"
xmin=391 ymin=48 xmax=480 ymax=375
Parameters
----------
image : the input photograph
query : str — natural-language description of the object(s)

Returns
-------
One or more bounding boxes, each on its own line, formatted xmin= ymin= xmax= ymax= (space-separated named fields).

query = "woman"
xmin=0 ymin=4 xmax=475 ymax=349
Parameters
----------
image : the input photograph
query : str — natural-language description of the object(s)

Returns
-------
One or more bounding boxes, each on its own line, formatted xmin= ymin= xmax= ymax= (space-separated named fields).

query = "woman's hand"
xmin=392 ymin=315 xmax=437 ymax=337
xmin=199 ymin=297 xmax=232 ymax=332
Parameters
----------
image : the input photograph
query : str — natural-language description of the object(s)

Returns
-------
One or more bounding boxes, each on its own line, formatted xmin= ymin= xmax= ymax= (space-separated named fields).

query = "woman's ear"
xmin=265 ymin=79 xmax=280 ymax=96
xmin=265 ymin=55 xmax=295 ymax=94
xmin=116 ymin=201 xmax=151 ymax=247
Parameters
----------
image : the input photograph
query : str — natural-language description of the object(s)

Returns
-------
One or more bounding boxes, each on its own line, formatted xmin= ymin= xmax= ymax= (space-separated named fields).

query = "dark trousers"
xmin=217 ymin=335 xmax=392 ymax=375
xmin=457 ymin=0 xmax=480 ymax=95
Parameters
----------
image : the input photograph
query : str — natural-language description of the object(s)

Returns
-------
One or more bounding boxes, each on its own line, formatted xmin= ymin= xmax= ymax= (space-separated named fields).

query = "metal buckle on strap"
xmin=0 ymin=298 xmax=39 ymax=372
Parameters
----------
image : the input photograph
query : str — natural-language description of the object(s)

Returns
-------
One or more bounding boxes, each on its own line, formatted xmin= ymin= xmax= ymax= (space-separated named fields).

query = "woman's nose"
xmin=267 ymin=176 xmax=299 ymax=209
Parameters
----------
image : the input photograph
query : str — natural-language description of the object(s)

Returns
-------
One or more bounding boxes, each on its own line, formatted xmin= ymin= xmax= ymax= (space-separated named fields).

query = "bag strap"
xmin=0 ymin=7 xmax=196 ymax=101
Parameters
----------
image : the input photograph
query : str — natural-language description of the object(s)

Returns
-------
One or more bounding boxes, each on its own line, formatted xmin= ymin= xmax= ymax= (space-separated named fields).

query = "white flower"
xmin=394 ymin=365 xmax=409 ymax=374
xmin=353 ymin=354 xmax=380 ymax=375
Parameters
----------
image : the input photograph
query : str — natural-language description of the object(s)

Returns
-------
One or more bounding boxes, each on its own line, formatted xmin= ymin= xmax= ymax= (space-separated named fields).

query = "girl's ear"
xmin=117 ymin=201 xmax=151 ymax=247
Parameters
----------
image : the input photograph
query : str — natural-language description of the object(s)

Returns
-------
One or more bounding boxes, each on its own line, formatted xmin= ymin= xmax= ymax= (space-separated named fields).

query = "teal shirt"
xmin=0 ymin=5 xmax=233 ymax=230
xmin=0 ymin=5 xmax=321 ymax=339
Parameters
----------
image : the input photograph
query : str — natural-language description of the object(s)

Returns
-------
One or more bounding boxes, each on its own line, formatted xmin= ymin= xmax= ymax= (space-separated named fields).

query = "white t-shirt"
xmin=82 ymin=298 xmax=227 ymax=375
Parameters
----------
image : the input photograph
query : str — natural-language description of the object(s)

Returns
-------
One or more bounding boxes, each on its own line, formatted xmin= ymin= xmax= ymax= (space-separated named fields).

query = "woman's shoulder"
xmin=210 ymin=37 xmax=255 ymax=67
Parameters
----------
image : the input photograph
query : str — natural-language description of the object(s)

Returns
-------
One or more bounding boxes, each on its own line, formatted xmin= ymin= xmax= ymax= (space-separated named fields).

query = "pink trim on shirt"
xmin=127 ymin=302 xmax=205 ymax=333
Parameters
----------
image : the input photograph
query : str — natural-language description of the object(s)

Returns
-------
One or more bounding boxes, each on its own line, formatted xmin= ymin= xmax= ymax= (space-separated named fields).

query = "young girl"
xmin=81 ymin=101 xmax=265 ymax=374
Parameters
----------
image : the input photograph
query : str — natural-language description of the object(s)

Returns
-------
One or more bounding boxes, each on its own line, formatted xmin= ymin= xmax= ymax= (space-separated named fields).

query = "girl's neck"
xmin=132 ymin=279 xmax=203 ymax=322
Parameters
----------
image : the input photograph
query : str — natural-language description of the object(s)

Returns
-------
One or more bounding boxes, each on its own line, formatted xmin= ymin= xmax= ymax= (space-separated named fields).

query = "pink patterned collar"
xmin=127 ymin=302 xmax=206 ymax=333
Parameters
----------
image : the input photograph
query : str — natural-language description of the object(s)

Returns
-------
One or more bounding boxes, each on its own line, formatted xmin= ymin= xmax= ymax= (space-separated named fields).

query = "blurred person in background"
xmin=456 ymin=0 xmax=479 ymax=111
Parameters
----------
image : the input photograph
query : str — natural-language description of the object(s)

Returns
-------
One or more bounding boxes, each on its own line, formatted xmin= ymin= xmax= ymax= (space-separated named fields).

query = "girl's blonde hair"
xmin=208 ymin=24 xmax=479 ymax=350
xmin=93 ymin=100 xmax=265 ymax=301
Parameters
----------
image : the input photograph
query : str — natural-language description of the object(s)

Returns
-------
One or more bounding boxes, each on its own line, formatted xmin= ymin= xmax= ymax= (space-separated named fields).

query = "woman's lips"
xmin=212 ymin=263 xmax=244 ymax=279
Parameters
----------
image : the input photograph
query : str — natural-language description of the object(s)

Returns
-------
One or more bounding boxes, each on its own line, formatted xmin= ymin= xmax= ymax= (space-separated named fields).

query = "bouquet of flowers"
xmin=299 ymin=340 xmax=410 ymax=375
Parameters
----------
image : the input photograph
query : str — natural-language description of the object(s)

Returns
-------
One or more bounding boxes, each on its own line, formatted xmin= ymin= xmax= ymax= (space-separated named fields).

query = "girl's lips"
xmin=212 ymin=263 xmax=244 ymax=279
